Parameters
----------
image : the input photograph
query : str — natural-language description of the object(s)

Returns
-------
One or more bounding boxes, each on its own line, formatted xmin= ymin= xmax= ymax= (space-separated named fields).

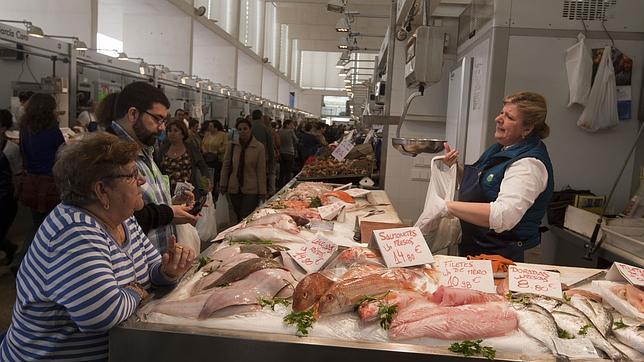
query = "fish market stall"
xmin=109 ymin=181 xmax=644 ymax=361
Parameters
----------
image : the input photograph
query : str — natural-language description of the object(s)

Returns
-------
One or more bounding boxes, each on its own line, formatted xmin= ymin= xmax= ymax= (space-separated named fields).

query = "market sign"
xmin=438 ymin=259 xmax=496 ymax=293
xmin=288 ymin=236 xmax=337 ymax=273
xmin=508 ymin=265 xmax=563 ymax=299
xmin=331 ymin=137 xmax=355 ymax=161
xmin=370 ymin=227 xmax=434 ymax=268
xmin=606 ymin=262 xmax=644 ymax=287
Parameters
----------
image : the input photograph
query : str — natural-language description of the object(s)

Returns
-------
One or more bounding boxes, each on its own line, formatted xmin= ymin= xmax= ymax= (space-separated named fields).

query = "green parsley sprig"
xmin=449 ymin=340 xmax=496 ymax=360
xmin=258 ymin=297 xmax=291 ymax=311
xmin=196 ymin=256 xmax=212 ymax=271
xmin=283 ymin=310 xmax=316 ymax=336
xmin=578 ymin=323 xmax=592 ymax=336
xmin=558 ymin=328 xmax=575 ymax=339
xmin=613 ymin=319 xmax=628 ymax=329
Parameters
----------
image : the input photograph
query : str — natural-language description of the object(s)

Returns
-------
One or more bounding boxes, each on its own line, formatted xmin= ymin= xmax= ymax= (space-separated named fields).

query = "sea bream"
xmin=529 ymin=295 xmax=628 ymax=361
xmin=569 ymin=294 xmax=614 ymax=337
xmin=510 ymin=300 xmax=560 ymax=356
xmin=613 ymin=323 xmax=644 ymax=354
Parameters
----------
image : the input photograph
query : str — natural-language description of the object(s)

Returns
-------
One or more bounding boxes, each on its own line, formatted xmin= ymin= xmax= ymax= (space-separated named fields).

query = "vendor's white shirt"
xmin=2 ymin=140 xmax=22 ymax=176
xmin=77 ymin=111 xmax=95 ymax=127
xmin=488 ymin=157 xmax=548 ymax=233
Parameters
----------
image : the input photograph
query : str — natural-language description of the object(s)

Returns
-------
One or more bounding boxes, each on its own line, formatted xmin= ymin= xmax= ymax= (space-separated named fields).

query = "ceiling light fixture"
xmin=0 ymin=20 xmax=45 ymax=38
xmin=335 ymin=16 xmax=351 ymax=32
xmin=327 ymin=0 xmax=346 ymax=13
xmin=117 ymin=52 xmax=129 ymax=60
xmin=138 ymin=61 xmax=147 ymax=75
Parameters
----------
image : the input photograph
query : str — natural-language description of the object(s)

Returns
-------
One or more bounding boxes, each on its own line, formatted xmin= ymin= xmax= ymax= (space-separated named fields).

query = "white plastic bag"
xmin=577 ymin=46 xmax=619 ymax=132
xmin=215 ymin=193 xmax=230 ymax=229
xmin=565 ymin=33 xmax=592 ymax=107
xmin=414 ymin=156 xmax=462 ymax=252
xmin=175 ymin=224 xmax=201 ymax=254
xmin=195 ymin=193 xmax=217 ymax=242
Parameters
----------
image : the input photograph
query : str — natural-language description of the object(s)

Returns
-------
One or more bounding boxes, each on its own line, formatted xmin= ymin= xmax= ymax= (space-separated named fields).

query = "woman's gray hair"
xmin=53 ymin=133 xmax=139 ymax=207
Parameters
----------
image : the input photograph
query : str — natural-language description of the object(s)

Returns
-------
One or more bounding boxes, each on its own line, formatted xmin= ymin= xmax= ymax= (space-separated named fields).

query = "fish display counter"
xmin=109 ymin=181 xmax=644 ymax=361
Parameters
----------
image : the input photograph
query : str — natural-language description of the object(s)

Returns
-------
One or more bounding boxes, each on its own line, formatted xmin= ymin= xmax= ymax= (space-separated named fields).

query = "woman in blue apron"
xmin=442 ymin=92 xmax=554 ymax=262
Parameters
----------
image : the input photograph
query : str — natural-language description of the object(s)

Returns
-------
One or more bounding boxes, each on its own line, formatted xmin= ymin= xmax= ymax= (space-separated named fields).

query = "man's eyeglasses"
xmin=104 ymin=168 xmax=141 ymax=183
xmin=139 ymin=109 xmax=169 ymax=125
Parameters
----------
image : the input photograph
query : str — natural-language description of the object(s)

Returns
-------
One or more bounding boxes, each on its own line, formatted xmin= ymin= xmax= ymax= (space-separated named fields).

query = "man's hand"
xmin=171 ymin=204 xmax=199 ymax=225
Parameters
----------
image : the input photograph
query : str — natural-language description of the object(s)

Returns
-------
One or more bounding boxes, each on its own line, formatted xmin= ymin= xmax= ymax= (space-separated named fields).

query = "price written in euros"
xmin=372 ymin=227 xmax=434 ymax=268
xmin=288 ymin=236 xmax=337 ymax=273
xmin=438 ymin=259 xmax=495 ymax=293
xmin=508 ymin=265 xmax=563 ymax=298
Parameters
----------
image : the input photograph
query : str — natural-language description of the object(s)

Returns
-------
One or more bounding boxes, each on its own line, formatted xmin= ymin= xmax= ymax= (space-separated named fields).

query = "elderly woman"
xmin=220 ymin=117 xmax=266 ymax=220
xmin=436 ymin=91 xmax=553 ymax=262
xmin=0 ymin=133 xmax=195 ymax=360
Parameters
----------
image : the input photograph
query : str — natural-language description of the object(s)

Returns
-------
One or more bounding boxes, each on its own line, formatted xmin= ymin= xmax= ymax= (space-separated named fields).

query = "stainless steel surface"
xmin=383 ymin=0 xmax=396 ymax=118
xmin=567 ymin=270 xmax=607 ymax=289
xmin=392 ymin=137 xmax=446 ymax=156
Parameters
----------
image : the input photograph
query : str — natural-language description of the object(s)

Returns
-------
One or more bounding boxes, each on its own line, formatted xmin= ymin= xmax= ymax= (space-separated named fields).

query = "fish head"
xmin=292 ymin=273 xmax=335 ymax=312
xmin=317 ymin=291 xmax=344 ymax=315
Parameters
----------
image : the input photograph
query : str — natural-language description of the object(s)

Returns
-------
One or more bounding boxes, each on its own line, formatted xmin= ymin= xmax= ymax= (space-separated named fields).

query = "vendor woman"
xmin=0 ymin=133 xmax=195 ymax=360
xmin=441 ymin=91 xmax=553 ymax=262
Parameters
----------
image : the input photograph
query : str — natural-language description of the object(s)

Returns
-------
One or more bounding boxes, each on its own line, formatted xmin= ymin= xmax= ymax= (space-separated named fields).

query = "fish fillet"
xmin=389 ymin=302 xmax=518 ymax=340
xmin=430 ymin=286 xmax=503 ymax=306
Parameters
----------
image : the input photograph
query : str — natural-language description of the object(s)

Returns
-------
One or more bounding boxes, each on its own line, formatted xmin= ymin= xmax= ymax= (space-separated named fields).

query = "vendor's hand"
xmin=443 ymin=142 xmax=459 ymax=167
xmin=171 ymin=204 xmax=199 ymax=225
xmin=172 ymin=190 xmax=195 ymax=206
xmin=161 ymin=235 xmax=195 ymax=280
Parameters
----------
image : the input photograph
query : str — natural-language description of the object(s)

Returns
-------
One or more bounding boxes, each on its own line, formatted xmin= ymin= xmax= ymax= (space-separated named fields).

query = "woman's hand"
xmin=171 ymin=204 xmax=199 ymax=225
xmin=443 ymin=142 xmax=459 ymax=167
xmin=161 ymin=235 xmax=196 ymax=280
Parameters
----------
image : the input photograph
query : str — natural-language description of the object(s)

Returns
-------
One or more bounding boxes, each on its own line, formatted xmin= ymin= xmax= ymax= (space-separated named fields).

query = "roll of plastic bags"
xmin=577 ymin=45 xmax=619 ymax=132
xmin=565 ymin=33 xmax=592 ymax=107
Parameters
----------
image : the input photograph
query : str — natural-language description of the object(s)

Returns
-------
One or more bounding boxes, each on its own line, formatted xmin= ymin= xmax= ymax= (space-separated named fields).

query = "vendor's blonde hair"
xmin=504 ymin=92 xmax=549 ymax=139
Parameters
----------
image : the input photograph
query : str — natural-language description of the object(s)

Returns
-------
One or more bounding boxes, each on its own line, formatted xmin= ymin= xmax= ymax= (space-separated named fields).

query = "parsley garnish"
xmin=613 ymin=319 xmax=628 ymax=329
xmin=449 ymin=340 xmax=496 ymax=360
xmin=258 ymin=297 xmax=291 ymax=311
xmin=283 ymin=310 xmax=316 ymax=336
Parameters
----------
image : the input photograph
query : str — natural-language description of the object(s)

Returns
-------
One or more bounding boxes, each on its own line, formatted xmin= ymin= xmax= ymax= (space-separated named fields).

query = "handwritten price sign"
xmin=607 ymin=262 xmax=644 ymax=287
xmin=508 ymin=265 xmax=563 ymax=299
xmin=438 ymin=259 xmax=496 ymax=293
xmin=288 ymin=236 xmax=338 ymax=273
xmin=332 ymin=134 xmax=355 ymax=161
xmin=371 ymin=227 xmax=434 ymax=268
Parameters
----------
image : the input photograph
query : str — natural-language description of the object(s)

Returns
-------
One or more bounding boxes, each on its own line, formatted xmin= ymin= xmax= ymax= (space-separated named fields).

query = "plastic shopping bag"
xmin=196 ymin=193 xmax=217 ymax=242
xmin=175 ymin=223 xmax=201 ymax=254
xmin=414 ymin=156 xmax=462 ymax=252
xmin=577 ymin=46 xmax=618 ymax=132
xmin=565 ymin=33 xmax=592 ymax=107
xmin=215 ymin=193 xmax=230 ymax=229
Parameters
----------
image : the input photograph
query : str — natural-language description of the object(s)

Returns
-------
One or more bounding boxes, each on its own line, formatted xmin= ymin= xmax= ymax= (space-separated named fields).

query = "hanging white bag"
xmin=175 ymin=224 xmax=201 ymax=254
xmin=414 ymin=156 xmax=462 ymax=252
xmin=565 ymin=33 xmax=592 ymax=107
xmin=577 ymin=46 xmax=619 ymax=132
xmin=215 ymin=193 xmax=231 ymax=229
xmin=195 ymin=193 xmax=218 ymax=242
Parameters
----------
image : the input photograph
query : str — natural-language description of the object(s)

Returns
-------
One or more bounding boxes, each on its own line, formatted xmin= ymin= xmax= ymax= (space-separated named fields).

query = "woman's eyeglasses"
xmin=104 ymin=168 xmax=141 ymax=183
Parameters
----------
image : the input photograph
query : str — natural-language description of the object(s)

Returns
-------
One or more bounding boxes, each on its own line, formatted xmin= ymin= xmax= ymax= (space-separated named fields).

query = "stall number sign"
xmin=288 ymin=236 xmax=337 ymax=273
xmin=606 ymin=262 xmax=644 ymax=287
xmin=438 ymin=259 xmax=496 ymax=293
xmin=508 ymin=265 xmax=563 ymax=299
xmin=371 ymin=227 xmax=434 ymax=268
xmin=332 ymin=138 xmax=355 ymax=161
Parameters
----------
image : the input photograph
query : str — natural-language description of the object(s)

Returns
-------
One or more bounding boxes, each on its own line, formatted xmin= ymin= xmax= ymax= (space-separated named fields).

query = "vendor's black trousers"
xmin=229 ymin=193 xmax=259 ymax=221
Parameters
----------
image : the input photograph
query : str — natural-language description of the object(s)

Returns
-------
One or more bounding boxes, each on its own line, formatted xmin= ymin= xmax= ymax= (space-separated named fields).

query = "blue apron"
xmin=457 ymin=137 xmax=554 ymax=262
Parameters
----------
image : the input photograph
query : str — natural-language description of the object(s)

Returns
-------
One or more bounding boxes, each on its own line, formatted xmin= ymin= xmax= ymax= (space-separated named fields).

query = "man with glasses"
xmin=108 ymin=81 xmax=197 ymax=253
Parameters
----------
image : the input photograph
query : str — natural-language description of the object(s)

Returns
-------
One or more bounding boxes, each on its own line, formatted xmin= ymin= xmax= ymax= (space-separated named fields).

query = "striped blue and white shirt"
xmin=0 ymin=204 xmax=174 ymax=361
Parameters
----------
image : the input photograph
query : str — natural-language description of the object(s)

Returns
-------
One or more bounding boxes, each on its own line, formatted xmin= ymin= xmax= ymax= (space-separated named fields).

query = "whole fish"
xmin=202 ymin=258 xmax=284 ymax=290
xmin=192 ymin=253 xmax=259 ymax=295
xmin=510 ymin=301 xmax=560 ymax=356
xmin=358 ymin=290 xmax=428 ymax=322
xmin=247 ymin=213 xmax=300 ymax=234
xmin=317 ymin=268 xmax=426 ymax=316
xmin=570 ymin=294 xmax=613 ymax=337
xmin=228 ymin=225 xmax=307 ymax=244
xmin=613 ymin=322 xmax=644 ymax=354
xmin=530 ymin=295 xmax=627 ymax=361
xmin=199 ymin=268 xmax=296 ymax=319
xmin=292 ymin=272 xmax=336 ymax=312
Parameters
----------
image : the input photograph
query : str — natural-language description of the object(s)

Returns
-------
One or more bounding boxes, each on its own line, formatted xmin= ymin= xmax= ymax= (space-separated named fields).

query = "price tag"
xmin=317 ymin=203 xmax=345 ymax=220
xmin=370 ymin=227 xmax=434 ymax=268
xmin=606 ymin=262 xmax=644 ymax=286
xmin=363 ymin=130 xmax=375 ymax=144
xmin=344 ymin=188 xmax=371 ymax=198
xmin=287 ymin=236 xmax=338 ymax=273
xmin=438 ymin=259 xmax=496 ymax=293
xmin=331 ymin=138 xmax=355 ymax=161
xmin=508 ymin=265 xmax=563 ymax=299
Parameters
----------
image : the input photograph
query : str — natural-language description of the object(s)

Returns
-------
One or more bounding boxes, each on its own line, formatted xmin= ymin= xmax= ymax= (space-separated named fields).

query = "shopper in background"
xmin=437 ymin=92 xmax=554 ymax=262
xmin=77 ymin=99 xmax=97 ymax=131
xmin=0 ymin=133 xmax=194 ymax=361
xmin=156 ymin=119 xmax=210 ymax=197
xmin=187 ymin=118 xmax=201 ymax=149
xmin=278 ymin=119 xmax=298 ymax=188
xmin=298 ymin=122 xmax=322 ymax=166
xmin=202 ymin=120 xmax=228 ymax=200
xmin=220 ymin=118 xmax=266 ymax=220
xmin=96 ymin=92 xmax=120 ymax=130
xmin=13 ymin=91 xmax=34 ymax=128
xmin=0 ymin=110 xmax=19 ymax=265
xmin=250 ymin=110 xmax=274 ymax=193
xmin=12 ymin=93 xmax=65 ymax=271
xmin=108 ymin=81 xmax=197 ymax=253
xmin=265 ymin=115 xmax=280 ymax=195
xmin=312 ymin=122 xmax=328 ymax=146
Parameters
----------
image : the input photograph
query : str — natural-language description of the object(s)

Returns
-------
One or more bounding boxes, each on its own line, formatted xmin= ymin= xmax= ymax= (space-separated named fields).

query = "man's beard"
xmin=133 ymin=116 xmax=158 ymax=146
